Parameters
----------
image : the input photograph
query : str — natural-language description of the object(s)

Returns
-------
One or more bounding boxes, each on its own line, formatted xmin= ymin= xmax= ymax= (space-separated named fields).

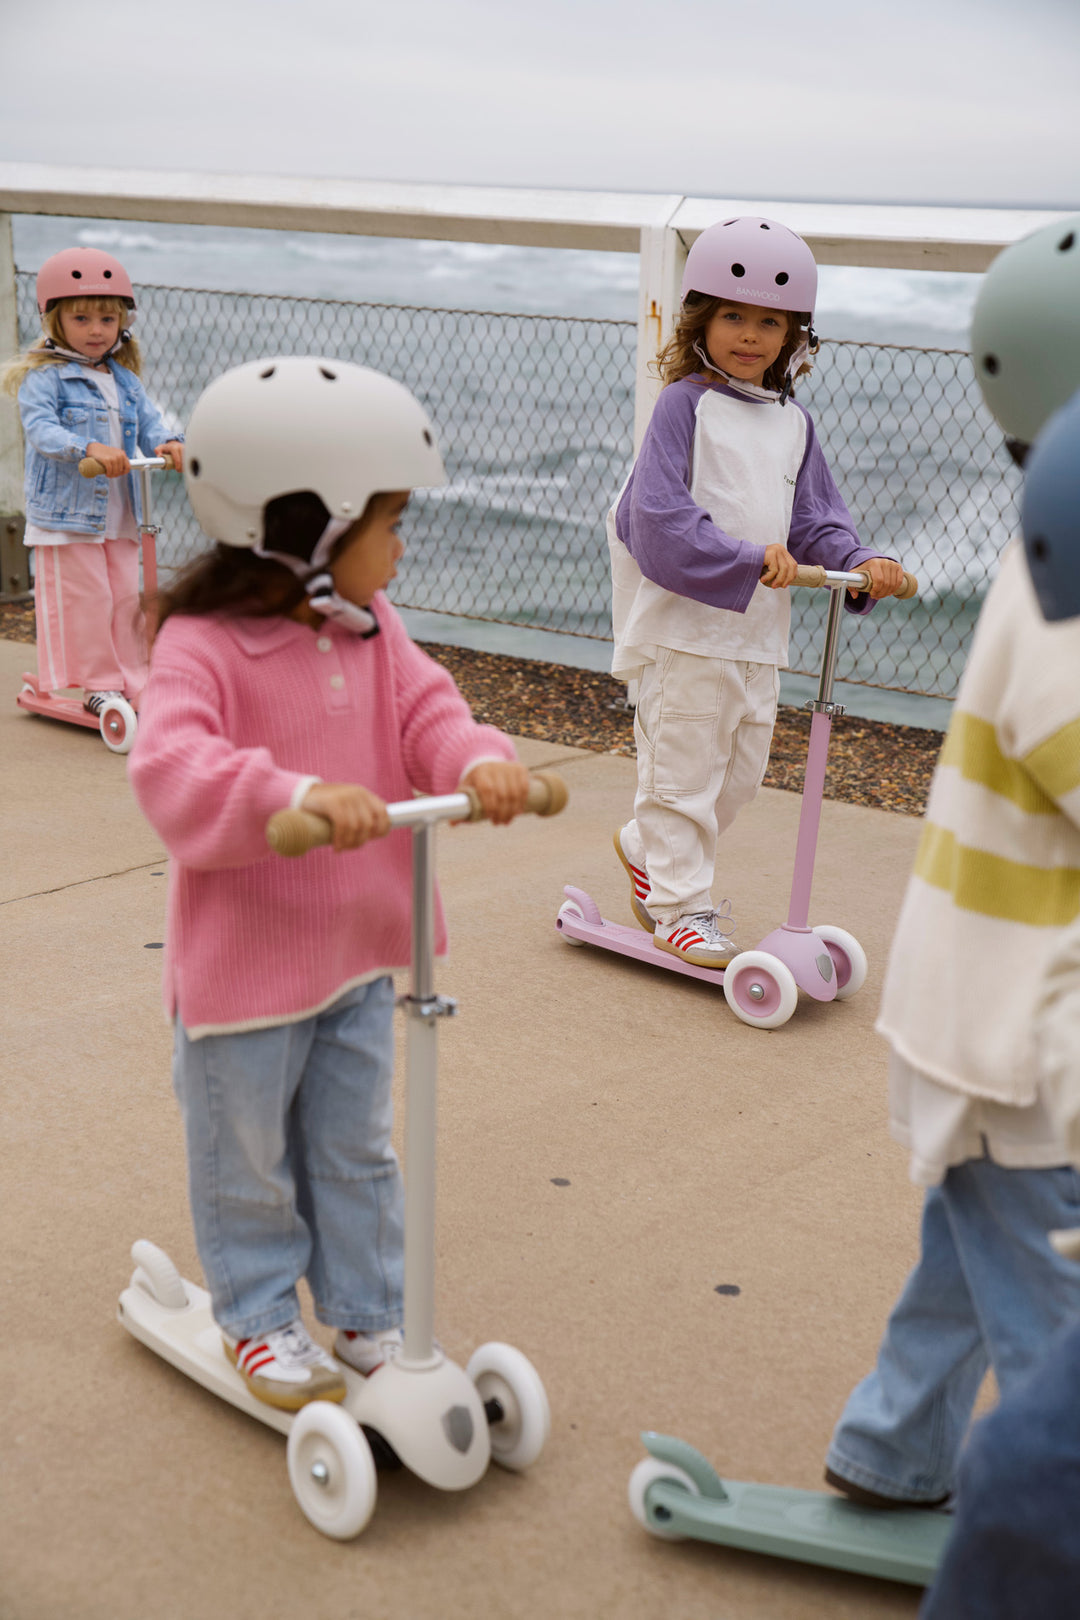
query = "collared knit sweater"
xmin=877 ymin=541 xmax=1080 ymax=1106
xmin=128 ymin=597 xmax=515 ymax=1037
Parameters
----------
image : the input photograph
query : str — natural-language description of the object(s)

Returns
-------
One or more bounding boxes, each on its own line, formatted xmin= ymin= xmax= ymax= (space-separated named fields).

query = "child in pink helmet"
xmin=1 ymin=247 xmax=184 ymax=717
xmin=610 ymin=216 xmax=905 ymax=966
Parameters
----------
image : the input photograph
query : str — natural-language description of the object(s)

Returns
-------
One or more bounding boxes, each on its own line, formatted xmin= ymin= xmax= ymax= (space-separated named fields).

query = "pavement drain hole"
xmin=550 ymin=1178 xmax=571 ymax=1187
xmin=151 ymin=871 xmax=164 ymax=876
xmin=144 ymin=942 xmax=164 ymax=949
xmin=714 ymin=1284 xmax=742 ymax=1297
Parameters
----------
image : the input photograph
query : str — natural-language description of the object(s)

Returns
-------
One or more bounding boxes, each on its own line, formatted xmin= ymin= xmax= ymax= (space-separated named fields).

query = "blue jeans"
xmin=920 ymin=1318 xmax=1080 ymax=1619
xmin=172 ymin=978 xmax=404 ymax=1340
xmin=826 ymin=1157 xmax=1080 ymax=1503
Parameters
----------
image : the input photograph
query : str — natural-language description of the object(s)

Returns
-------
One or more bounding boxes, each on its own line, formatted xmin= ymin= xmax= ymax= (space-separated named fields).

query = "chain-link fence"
xmin=16 ymin=274 xmax=1020 ymax=699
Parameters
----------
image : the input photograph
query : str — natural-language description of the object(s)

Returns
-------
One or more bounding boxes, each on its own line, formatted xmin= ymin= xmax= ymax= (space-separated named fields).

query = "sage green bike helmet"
xmin=970 ymin=215 xmax=1080 ymax=445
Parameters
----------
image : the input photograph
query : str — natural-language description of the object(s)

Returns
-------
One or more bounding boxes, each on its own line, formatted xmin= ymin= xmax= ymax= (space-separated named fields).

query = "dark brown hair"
xmin=151 ymin=491 xmax=369 ymax=632
xmin=655 ymin=292 xmax=813 ymax=394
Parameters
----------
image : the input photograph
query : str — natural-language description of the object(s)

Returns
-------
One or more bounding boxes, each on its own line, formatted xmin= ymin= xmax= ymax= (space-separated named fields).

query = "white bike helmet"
xmin=184 ymin=356 xmax=446 ymax=560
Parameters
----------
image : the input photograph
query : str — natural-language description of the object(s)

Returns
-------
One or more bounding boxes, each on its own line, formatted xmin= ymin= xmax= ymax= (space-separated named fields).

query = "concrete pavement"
xmin=1 ymin=635 xmax=930 ymax=1620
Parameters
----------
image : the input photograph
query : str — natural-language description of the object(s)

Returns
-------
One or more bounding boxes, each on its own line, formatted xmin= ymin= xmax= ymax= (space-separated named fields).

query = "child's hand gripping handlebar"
xmin=79 ymin=452 xmax=173 ymax=477
xmin=266 ymin=769 xmax=569 ymax=858
xmin=793 ymin=564 xmax=919 ymax=599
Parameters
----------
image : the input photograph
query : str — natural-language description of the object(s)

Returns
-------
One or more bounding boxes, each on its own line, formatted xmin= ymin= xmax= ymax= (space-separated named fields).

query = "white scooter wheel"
xmin=723 ymin=951 xmax=798 ymax=1029
xmin=286 ymin=1402 xmax=377 ymax=1540
xmin=811 ymin=925 xmax=868 ymax=1000
xmin=466 ymin=1342 xmax=551 ymax=1471
xmin=628 ymin=1456 xmax=701 ymax=1540
xmin=98 ymin=695 xmax=137 ymax=755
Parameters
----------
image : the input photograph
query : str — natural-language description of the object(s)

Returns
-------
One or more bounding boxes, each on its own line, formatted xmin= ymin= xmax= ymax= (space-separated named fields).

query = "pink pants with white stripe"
xmin=33 ymin=539 xmax=148 ymax=702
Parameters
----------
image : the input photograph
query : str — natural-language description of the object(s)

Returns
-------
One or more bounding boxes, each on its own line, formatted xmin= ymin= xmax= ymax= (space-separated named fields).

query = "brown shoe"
xmin=824 ymin=1466 xmax=949 ymax=1511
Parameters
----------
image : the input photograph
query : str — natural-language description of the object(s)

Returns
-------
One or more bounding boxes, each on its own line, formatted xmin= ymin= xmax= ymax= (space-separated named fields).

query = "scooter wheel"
xmin=98 ymin=695 xmax=137 ymax=755
xmin=628 ymin=1456 xmax=700 ymax=1540
xmin=466 ymin=1341 xmax=551 ymax=1471
xmin=723 ymin=951 xmax=798 ymax=1030
xmin=556 ymin=899 xmax=587 ymax=945
xmin=811 ymin=925 xmax=868 ymax=1000
xmin=287 ymin=1403 xmax=377 ymax=1540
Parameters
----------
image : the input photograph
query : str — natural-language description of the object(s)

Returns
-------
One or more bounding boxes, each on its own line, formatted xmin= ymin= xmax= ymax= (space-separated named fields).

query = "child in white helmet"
xmin=825 ymin=216 xmax=1080 ymax=1516
xmin=1 ymin=248 xmax=184 ymax=715
xmin=128 ymin=357 xmax=530 ymax=1410
xmin=609 ymin=217 xmax=904 ymax=967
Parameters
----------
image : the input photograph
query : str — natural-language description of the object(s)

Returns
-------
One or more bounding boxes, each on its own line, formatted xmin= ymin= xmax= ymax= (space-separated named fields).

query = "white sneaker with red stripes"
xmin=223 ymin=1319 xmax=347 ymax=1410
xmin=653 ymin=907 xmax=737 ymax=970
xmin=333 ymin=1325 xmax=405 ymax=1376
xmin=614 ymin=825 xmax=655 ymax=930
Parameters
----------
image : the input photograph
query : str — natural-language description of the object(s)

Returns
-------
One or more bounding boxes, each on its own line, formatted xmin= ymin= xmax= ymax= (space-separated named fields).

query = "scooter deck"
xmin=557 ymin=891 xmax=728 ymax=986
xmin=640 ymin=1449 xmax=951 ymax=1586
xmin=17 ymin=678 xmax=101 ymax=731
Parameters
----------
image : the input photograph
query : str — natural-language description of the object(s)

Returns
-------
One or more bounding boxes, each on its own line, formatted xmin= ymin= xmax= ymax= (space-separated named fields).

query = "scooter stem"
xmin=402 ymin=821 xmax=443 ymax=1364
xmin=786 ymin=581 xmax=845 ymax=931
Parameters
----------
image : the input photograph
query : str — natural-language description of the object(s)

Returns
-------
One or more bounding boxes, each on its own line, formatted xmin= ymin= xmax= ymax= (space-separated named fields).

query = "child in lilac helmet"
xmin=609 ymin=216 xmax=905 ymax=967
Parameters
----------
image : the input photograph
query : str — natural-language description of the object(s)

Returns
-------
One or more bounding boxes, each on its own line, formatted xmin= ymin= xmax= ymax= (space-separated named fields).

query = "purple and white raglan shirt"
xmin=608 ymin=373 xmax=885 ymax=678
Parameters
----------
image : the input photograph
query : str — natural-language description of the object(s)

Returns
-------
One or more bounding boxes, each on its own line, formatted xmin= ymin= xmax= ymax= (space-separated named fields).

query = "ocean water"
xmin=12 ymin=214 xmax=1011 ymax=721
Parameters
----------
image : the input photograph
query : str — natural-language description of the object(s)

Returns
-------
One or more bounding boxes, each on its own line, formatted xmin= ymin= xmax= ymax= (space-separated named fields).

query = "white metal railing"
xmin=0 ymin=160 xmax=1071 ymax=589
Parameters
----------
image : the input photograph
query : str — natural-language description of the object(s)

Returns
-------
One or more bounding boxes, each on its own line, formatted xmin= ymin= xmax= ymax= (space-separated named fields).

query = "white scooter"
xmin=118 ymin=771 xmax=567 ymax=1540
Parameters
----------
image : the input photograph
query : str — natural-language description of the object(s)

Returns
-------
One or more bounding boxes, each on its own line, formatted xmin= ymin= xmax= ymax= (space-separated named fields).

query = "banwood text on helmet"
xmin=681 ymin=217 xmax=818 ymax=316
xmin=35 ymin=247 xmax=136 ymax=317
xmin=1021 ymin=387 xmax=1080 ymax=623
xmin=183 ymin=357 xmax=447 ymax=562
xmin=970 ymin=215 xmax=1080 ymax=446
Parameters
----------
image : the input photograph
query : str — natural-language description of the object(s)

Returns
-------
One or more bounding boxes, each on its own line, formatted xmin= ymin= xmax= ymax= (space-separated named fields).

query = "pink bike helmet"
xmin=681 ymin=217 xmax=818 ymax=315
xmin=36 ymin=248 xmax=136 ymax=317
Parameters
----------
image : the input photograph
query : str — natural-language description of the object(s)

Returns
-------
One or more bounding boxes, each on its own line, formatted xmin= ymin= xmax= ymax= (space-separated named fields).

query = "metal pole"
xmin=402 ymin=822 xmax=439 ymax=1363
xmin=0 ymin=211 xmax=28 ymax=599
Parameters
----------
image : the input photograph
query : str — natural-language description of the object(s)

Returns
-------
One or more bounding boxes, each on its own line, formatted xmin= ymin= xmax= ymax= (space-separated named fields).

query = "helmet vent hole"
xmin=189 ymin=457 xmax=201 ymax=477
xmin=731 ymin=262 xmax=746 ymax=279
xmin=723 ymin=219 xmax=736 ymax=226
xmin=423 ymin=429 xmax=433 ymax=446
xmin=775 ymin=272 xmax=789 ymax=286
xmin=984 ymin=354 xmax=1000 ymax=376
xmin=319 ymin=366 xmax=337 ymax=381
xmin=1031 ymin=537 xmax=1048 ymax=561
xmin=103 ymin=269 xmax=112 ymax=278
xmin=760 ymin=223 xmax=770 ymax=229
xmin=1059 ymin=232 xmax=1076 ymax=253
xmin=259 ymin=366 xmax=276 ymax=379
xmin=71 ymin=270 xmax=82 ymax=279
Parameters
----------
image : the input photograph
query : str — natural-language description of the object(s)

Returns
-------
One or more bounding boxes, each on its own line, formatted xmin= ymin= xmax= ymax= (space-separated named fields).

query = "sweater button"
xmin=316 ymin=636 xmax=332 ymax=652
xmin=329 ymin=674 xmax=345 ymax=690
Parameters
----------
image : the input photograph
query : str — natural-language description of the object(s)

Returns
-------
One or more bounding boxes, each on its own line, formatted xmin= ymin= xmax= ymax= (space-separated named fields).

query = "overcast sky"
xmin=2 ymin=0 xmax=1078 ymax=210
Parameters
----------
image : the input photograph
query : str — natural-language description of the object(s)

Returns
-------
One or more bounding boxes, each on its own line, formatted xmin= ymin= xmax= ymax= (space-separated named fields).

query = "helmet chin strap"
xmin=41 ymin=330 xmax=133 ymax=366
xmin=694 ymin=324 xmax=819 ymax=407
xmin=255 ymin=514 xmax=380 ymax=637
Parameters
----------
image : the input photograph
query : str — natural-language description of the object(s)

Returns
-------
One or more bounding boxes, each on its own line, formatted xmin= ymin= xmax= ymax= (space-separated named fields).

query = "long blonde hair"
xmin=655 ymin=292 xmax=813 ymax=395
xmin=1 ymin=295 xmax=142 ymax=396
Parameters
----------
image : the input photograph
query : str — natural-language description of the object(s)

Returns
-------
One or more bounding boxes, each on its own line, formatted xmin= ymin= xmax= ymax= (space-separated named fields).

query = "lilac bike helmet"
xmin=681 ymin=217 xmax=818 ymax=315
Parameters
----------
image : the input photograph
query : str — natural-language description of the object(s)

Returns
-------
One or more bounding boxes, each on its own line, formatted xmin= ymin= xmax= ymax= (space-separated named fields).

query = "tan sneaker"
xmin=223 ymin=1319 xmax=347 ymax=1410
xmin=614 ymin=826 xmax=655 ymax=930
xmin=653 ymin=909 xmax=736 ymax=970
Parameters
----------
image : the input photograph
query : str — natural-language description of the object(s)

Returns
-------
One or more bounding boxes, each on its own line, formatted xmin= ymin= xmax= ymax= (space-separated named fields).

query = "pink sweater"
xmin=128 ymin=598 xmax=515 ymax=1037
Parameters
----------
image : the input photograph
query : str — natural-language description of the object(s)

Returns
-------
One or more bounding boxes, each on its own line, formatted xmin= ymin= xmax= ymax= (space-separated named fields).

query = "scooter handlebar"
xmin=793 ymin=564 xmax=918 ymax=599
xmin=266 ymin=769 xmax=569 ymax=858
xmin=79 ymin=453 xmax=170 ymax=478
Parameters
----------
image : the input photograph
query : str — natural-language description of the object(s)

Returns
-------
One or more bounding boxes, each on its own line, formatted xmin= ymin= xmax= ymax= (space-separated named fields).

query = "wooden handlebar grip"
xmin=527 ymin=769 xmax=568 ymax=816
xmin=79 ymin=457 xmax=107 ymax=477
xmin=792 ymin=564 xmax=919 ymax=599
xmin=266 ymin=809 xmax=333 ymax=857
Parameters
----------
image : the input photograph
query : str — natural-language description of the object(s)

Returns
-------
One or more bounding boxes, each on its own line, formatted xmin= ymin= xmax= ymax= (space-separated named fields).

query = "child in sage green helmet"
xmin=825 ymin=216 xmax=1080 ymax=1516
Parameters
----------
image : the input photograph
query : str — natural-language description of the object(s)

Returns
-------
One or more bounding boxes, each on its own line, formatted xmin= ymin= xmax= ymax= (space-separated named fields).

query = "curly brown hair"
xmin=655 ymin=292 xmax=814 ymax=395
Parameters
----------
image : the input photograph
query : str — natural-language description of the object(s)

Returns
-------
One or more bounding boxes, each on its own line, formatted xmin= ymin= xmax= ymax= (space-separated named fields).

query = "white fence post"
xmin=634 ymin=220 xmax=686 ymax=452
xmin=0 ymin=211 xmax=29 ymax=598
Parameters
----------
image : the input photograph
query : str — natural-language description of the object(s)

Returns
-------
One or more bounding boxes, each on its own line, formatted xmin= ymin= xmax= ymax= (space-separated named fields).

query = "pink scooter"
xmin=16 ymin=452 xmax=169 ymax=755
xmin=556 ymin=564 xmax=918 ymax=1029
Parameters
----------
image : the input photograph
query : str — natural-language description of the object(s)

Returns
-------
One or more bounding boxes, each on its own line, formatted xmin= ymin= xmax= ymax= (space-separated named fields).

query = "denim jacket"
xmin=19 ymin=359 xmax=182 ymax=536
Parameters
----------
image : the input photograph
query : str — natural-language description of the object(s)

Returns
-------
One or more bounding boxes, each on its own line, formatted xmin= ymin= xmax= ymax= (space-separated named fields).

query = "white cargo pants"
xmin=629 ymin=648 xmax=779 ymax=923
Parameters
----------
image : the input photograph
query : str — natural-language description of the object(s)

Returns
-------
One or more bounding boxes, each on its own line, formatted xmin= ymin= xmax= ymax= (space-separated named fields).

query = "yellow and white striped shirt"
xmin=878 ymin=540 xmax=1080 ymax=1108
